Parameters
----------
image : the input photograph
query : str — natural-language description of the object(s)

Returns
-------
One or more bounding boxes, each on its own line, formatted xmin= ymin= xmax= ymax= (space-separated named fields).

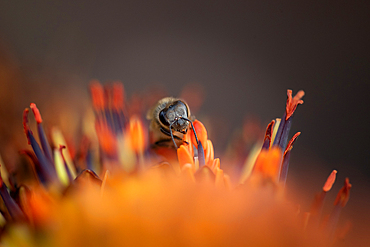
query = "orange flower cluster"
xmin=0 ymin=82 xmax=352 ymax=247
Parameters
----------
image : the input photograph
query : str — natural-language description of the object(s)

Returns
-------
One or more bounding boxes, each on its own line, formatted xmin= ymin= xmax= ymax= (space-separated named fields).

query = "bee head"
xmin=159 ymin=100 xmax=189 ymax=133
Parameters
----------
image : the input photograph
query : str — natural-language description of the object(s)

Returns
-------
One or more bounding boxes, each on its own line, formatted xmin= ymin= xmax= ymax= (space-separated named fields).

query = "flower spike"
xmin=23 ymin=108 xmax=58 ymax=185
xmin=90 ymin=80 xmax=105 ymax=111
xmin=273 ymin=90 xmax=304 ymax=150
xmin=306 ymin=170 xmax=338 ymax=230
xmin=30 ymin=103 xmax=42 ymax=124
xmin=262 ymin=120 xmax=275 ymax=150
xmin=279 ymin=132 xmax=300 ymax=183
xmin=0 ymin=165 xmax=26 ymax=222
xmin=189 ymin=120 xmax=207 ymax=167
xmin=112 ymin=82 xmax=125 ymax=111
xmin=111 ymin=82 xmax=127 ymax=132
xmin=20 ymin=150 xmax=43 ymax=183
xmin=284 ymin=132 xmax=301 ymax=156
xmin=327 ymin=178 xmax=352 ymax=240
xmin=286 ymin=90 xmax=304 ymax=120
xmin=30 ymin=103 xmax=54 ymax=163
xmin=23 ymin=108 xmax=32 ymax=145
xmin=334 ymin=178 xmax=352 ymax=207
xmin=198 ymin=141 xmax=206 ymax=168
xmin=59 ymin=145 xmax=73 ymax=183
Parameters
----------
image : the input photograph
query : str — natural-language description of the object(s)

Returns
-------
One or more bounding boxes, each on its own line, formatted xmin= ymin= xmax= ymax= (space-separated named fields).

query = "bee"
xmin=147 ymin=97 xmax=198 ymax=149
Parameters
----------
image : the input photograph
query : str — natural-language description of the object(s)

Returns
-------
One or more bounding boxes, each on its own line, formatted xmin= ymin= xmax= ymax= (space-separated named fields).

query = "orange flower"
xmin=177 ymin=120 xmax=220 ymax=173
xmin=0 ymin=83 xmax=354 ymax=247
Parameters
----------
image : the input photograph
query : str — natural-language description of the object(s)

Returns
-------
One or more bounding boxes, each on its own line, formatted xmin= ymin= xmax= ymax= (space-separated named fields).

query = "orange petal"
xmin=182 ymin=131 xmax=194 ymax=156
xmin=28 ymin=188 xmax=53 ymax=226
xmin=205 ymin=140 xmax=214 ymax=167
xmin=252 ymin=147 xmax=283 ymax=181
xmin=191 ymin=120 xmax=208 ymax=148
xmin=212 ymin=158 xmax=220 ymax=170
xmin=215 ymin=167 xmax=224 ymax=188
xmin=129 ymin=116 xmax=146 ymax=154
xmin=100 ymin=170 xmax=110 ymax=197
xmin=323 ymin=170 xmax=337 ymax=192
xmin=90 ymin=80 xmax=105 ymax=110
xmin=194 ymin=166 xmax=215 ymax=183
xmin=177 ymin=145 xmax=194 ymax=169
xmin=181 ymin=163 xmax=195 ymax=182
xmin=19 ymin=186 xmax=33 ymax=223
xmin=223 ymin=174 xmax=231 ymax=190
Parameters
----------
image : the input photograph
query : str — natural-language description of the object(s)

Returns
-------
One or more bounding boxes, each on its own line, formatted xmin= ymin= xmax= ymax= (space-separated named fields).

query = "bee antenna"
xmin=181 ymin=117 xmax=199 ymax=145
xmin=169 ymin=122 xmax=178 ymax=149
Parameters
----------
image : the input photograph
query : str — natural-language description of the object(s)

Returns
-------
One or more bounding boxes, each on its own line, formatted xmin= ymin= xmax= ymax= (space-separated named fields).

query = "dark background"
xmin=0 ymin=0 xmax=369 ymax=245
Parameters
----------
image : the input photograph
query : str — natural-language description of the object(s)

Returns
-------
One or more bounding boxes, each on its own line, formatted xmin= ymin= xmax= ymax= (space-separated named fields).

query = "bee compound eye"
xmin=175 ymin=102 xmax=188 ymax=117
xmin=166 ymin=110 xmax=175 ymax=122
xmin=176 ymin=107 xmax=185 ymax=117
xmin=159 ymin=110 xmax=169 ymax=126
